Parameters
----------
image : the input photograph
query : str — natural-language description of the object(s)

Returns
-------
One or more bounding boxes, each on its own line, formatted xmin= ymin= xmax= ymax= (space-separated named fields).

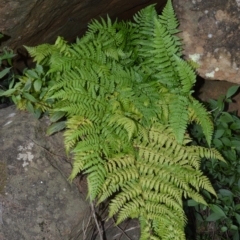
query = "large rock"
xmin=0 ymin=0 xmax=166 ymax=51
xmin=1 ymin=0 xmax=240 ymax=84
xmin=174 ymin=0 xmax=240 ymax=83
xmin=0 ymin=106 xmax=140 ymax=239
xmin=0 ymin=106 xmax=91 ymax=239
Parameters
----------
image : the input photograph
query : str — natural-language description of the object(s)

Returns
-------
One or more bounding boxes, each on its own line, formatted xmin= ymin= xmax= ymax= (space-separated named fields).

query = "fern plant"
xmin=0 ymin=1 xmax=224 ymax=239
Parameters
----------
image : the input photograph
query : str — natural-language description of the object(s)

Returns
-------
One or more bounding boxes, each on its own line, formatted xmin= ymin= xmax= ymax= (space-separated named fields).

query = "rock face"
xmin=0 ymin=0 xmax=166 ymax=51
xmin=0 ymin=106 xmax=140 ymax=239
xmin=0 ymin=106 xmax=90 ymax=239
xmin=174 ymin=0 xmax=240 ymax=83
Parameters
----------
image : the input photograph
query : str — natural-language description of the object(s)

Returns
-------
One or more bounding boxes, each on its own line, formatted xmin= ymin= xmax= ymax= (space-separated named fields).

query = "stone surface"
xmin=0 ymin=106 xmax=90 ymax=239
xmin=0 ymin=106 xmax=140 ymax=239
xmin=174 ymin=0 xmax=240 ymax=83
xmin=1 ymin=0 xmax=240 ymax=83
xmin=0 ymin=0 xmax=166 ymax=51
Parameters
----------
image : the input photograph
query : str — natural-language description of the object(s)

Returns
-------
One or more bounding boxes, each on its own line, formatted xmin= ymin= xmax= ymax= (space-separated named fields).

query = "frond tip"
xmin=189 ymin=97 xmax=214 ymax=146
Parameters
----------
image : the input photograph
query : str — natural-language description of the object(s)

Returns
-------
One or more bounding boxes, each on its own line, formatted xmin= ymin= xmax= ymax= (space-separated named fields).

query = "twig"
xmin=116 ymin=225 xmax=131 ymax=240
xmin=91 ymin=202 xmax=103 ymax=240
xmin=112 ymin=226 xmax=140 ymax=239
xmin=82 ymin=209 xmax=92 ymax=240
xmin=112 ymin=217 xmax=140 ymax=240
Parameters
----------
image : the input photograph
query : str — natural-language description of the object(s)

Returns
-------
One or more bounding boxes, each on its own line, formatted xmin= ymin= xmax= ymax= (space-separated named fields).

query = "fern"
xmin=188 ymin=97 xmax=214 ymax=146
xmin=169 ymin=95 xmax=189 ymax=143
xmin=4 ymin=1 xmax=224 ymax=239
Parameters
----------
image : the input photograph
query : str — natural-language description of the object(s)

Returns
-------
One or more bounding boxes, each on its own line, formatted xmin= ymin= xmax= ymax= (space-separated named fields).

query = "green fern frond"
xmin=152 ymin=217 xmax=186 ymax=240
xmin=169 ymin=95 xmax=189 ymax=143
xmin=142 ymin=190 xmax=183 ymax=210
xmin=189 ymin=97 xmax=214 ymax=146
xmin=133 ymin=17 xmax=180 ymax=86
xmin=63 ymin=116 xmax=94 ymax=153
xmin=144 ymin=202 xmax=184 ymax=222
xmin=107 ymin=181 xmax=142 ymax=210
xmin=103 ymin=167 xmax=139 ymax=189
xmin=113 ymin=197 xmax=145 ymax=223
xmin=108 ymin=114 xmax=138 ymax=140
xmin=191 ymin=146 xmax=225 ymax=162
xmin=174 ymin=54 xmax=196 ymax=94
xmin=159 ymin=0 xmax=181 ymax=36
xmin=85 ymin=163 xmax=106 ymax=200
xmin=88 ymin=16 xmax=117 ymax=35
xmin=68 ymin=152 xmax=87 ymax=181
xmin=139 ymin=175 xmax=182 ymax=203
xmin=54 ymin=36 xmax=69 ymax=53
xmin=70 ymin=40 xmax=97 ymax=59
xmin=25 ymin=44 xmax=57 ymax=64
xmin=103 ymin=125 xmax=215 ymax=237
xmin=105 ymin=154 xmax=135 ymax=172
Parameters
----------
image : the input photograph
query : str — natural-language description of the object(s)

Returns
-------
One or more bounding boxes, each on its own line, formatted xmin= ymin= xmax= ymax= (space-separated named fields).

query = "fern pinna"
xmin=5 ymin=0 xmax=224 ymax=239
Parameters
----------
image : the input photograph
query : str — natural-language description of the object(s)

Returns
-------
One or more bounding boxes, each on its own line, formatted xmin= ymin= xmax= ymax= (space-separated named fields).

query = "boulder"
xmin=0 ymin=0 xmax=166 ymax=50
xmin=0 ymin=106 xmax=140 ymax=239
xmin=0 ymin=106 xmax=91 ymax=239
xmin=174 ymin=0 xmax=240 ymax=83
xmin=1 ymin=0 xmax=240 ymax=83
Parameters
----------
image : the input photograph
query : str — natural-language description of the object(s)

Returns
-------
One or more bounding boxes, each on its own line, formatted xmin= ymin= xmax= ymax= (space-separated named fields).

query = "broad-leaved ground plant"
xmin=0 ymin=33 xmax=15 ymax=104
xmin=189 ymin=86 xmax=240 ymax=240
xmin=0 ymin=1 xmax=224 ymax=239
